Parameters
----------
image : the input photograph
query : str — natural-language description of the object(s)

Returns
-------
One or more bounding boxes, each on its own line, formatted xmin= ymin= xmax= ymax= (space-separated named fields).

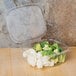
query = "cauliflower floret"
xmin=42 ymin=56 xmax=50 ymax=62
xmin=49 ymin=60 xmax=54 ymax=66
xmin=23 ymin=48 xmax=55 ymax=68
xmin=27 ymin=55 xmax=37 ymax=67
xmin=37 ymin=52 xmax=42 ymax=59
xmin=28 ymin=49 xmax=36 ymax=55
xmin=23 ymin=51 xmax=27 ymax=58
xmin=42 ymin=56 xmax=50 ymax=66
xmin=23 ymin=48 xmax=37 ymax=67
xmin=36 ymin=52 xmax=43 ymax=68
xmin=43 ymin=61 xmax=51 ymax=67
xmin=37 ymin=59 xmax=43 ymax=68
xmin=23 ymin=48 xmax=37 ymax=57
xmin=23 ymin=50 xmax=29 ymax=58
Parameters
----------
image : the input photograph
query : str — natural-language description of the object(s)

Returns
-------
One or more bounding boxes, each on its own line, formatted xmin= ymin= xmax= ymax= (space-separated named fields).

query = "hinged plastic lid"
xmin=5 ymin=5 xmax=46 ymax=43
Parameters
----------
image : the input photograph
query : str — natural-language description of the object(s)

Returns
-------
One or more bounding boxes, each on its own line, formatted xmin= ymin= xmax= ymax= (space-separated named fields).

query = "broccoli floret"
xmin=41 ymin=50 xmax=48 ymax=56
xmin=41 ymin=50 xmax=53 ymax=56
xmin=58 ymin=47 xmax=63 ymax=52
xmin=52 ymin=43 xmax=63 ymax=52
xmin=40 ymin=41 xmax=49 ymax=48
xmin=43 ymin=44 xmax=52 ymax=50
xmin=33 ymin=43 xmax=42 ymax=52
xmin=54 ymin=49 xmax=60 ymax=54
xmin=52 ymin=43 xmax=59 ymax=49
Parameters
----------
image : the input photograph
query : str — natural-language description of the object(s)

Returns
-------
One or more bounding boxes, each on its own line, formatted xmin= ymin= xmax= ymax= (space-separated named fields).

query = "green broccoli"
xmin=40 ymin=41 xmax=49 ymax=48
xmin=33 ymin=43 xmax=42 ymax=52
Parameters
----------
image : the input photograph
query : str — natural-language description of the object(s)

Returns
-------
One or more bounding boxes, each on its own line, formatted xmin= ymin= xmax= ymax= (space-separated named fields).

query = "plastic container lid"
xmin=4 ymin=0 xmax=47 ymax=43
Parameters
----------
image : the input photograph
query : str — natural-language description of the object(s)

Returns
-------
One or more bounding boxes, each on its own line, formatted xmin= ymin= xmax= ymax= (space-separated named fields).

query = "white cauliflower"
xmin=27 ymin=55 xmax=37 ymax=67
xmin=49 ymin=61 xmax=54 ymax=66
xmin=37 ymin=52 xmax=42 ymax=59
xmin=23 ymin=49 xmax=37 ymax=66
xmin=37 ymin=59 xmax=43 ymax=68
xmin=42 ymin=56 xmax=50 ymax=66
xmin=23 ymin=50 xmax=29 ymax=58
xmin=23 ymin=48 xmax=55 ymax=68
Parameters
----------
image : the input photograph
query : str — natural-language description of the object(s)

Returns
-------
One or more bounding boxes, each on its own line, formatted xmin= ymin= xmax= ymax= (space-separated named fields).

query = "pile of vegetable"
xmin=23 ymin=40 xmax=66 ymax=68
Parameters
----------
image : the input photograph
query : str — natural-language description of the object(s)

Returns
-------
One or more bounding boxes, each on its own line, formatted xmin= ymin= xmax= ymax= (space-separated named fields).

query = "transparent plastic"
xmin=4 ymin=0 xmax=48 ymax=44
xmin=23 ymin=38 xmax=69 ymax=68
xmin=38 ymin=39 xmax=69 ymax=57
xmin=23 ymin=38 xmax=69 ymax=57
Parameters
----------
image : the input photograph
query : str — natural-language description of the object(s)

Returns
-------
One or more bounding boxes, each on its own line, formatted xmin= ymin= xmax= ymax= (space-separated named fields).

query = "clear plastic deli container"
xmin=4 ymin=0 xmax=70 ymax=68
xmin=23 ymin=38 xmax=69 ymax=68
